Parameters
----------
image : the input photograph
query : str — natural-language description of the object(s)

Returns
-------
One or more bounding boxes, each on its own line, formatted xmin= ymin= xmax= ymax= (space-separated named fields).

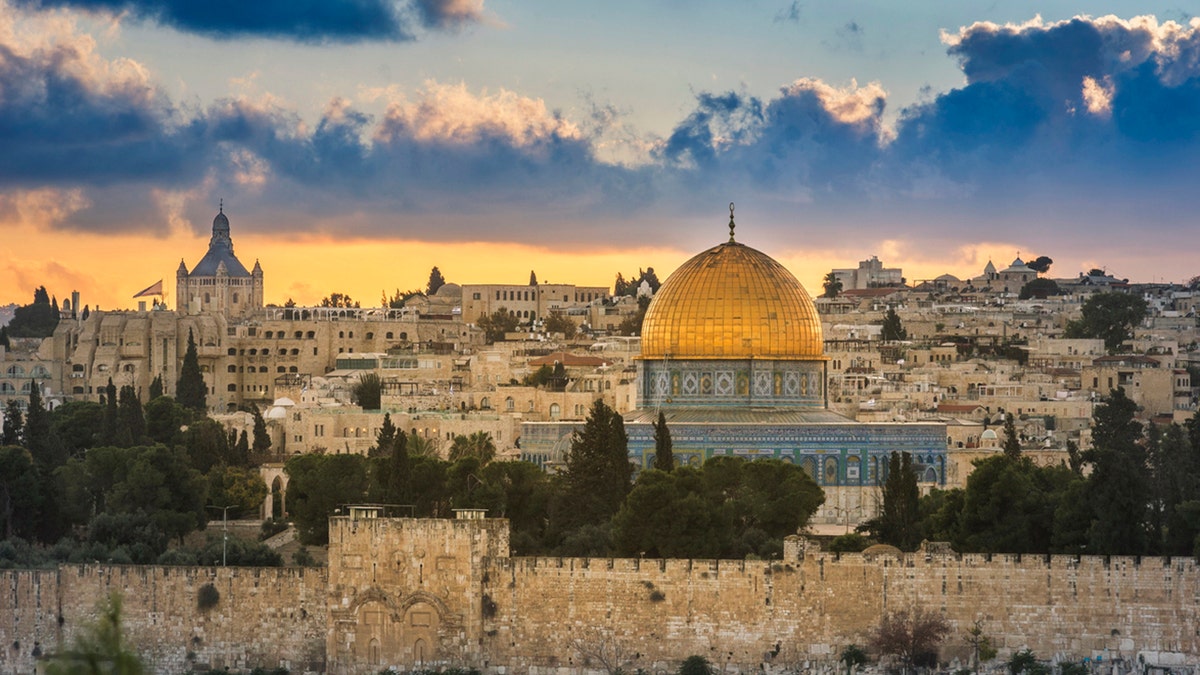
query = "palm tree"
xmin=449 ymin=431 xmax=497 ymax=465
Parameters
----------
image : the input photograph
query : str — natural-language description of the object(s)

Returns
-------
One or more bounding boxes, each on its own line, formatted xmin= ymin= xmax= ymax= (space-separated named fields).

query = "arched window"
xmin=306 ymin=331 xmax=315 ymax=339
xmin=338 ymin=331 xmax=344 ymax=338
xmin=289 ymin=366 xmax=298 ymax=373
xmin=5 ymin=365 xmax=24 ymax=377
xmin=386 ymin=332 xmax=394 ymax=339
xmin=480 ymin=397 xmax=490 ymax=409
xmin=549 ymin=403 xmax=561 ymax=420
xmin=291 ymin=349 xmax=299 ymax=355
xmin=365 ymin=332 xmax=374 ymax=340
xmin=294 ymin=331 xmax=303 ymax=339
xmin=227 ymin=348 xmax=237 ymax=356
xmin=277 ymin=366 xmax=286 ymax=373
xmin=505 ymin=397 xmax=515 ymax=411
xmin=72 ymin=364 xmax=84 ymax=372
xmin=820 ymin=454 xmax=840 ymax=480
xmin=399 ymin=332 xmax=408 ymax=341
xmin=31 ymin=365 xmax=50 ymax=378
xmin=232 ymin=292 xmax=239 ymax=304
xmin=228 ymin=365 xmax=237 ymax=373
xmin=227 ymin=384 xmax=237 ymax=392
xmin=204 ymin=292 xmax=210 ymax=304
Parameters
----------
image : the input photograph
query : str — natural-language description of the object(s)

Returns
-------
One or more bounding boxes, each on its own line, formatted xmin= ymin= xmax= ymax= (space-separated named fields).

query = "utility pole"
xmin=206 ymin=504 xmax=236 ymax=566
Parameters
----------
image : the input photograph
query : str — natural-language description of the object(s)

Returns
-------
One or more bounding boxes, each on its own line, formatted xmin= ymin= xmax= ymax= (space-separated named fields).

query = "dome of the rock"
xmin=640 ymin=240 xmax=823 ymax=360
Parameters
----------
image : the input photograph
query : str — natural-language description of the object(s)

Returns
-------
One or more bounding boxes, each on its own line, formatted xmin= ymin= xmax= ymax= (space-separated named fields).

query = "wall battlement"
xmin=3 ymin=517 xmax=1199 ymax=675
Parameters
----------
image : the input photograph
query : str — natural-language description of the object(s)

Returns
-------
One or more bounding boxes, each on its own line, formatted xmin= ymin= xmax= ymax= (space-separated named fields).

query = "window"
xmin=365 ymin=332 xmax=374 ymax=339
xmin=227 ymin=348 xmax=237 ymax=356
xmin=386 ymin=332 xmax=394 ymax=339
xmin=228 ymin=365 xmax=237 ymax=373
xmin=227 ymin=384 xmax=237 ymax=392
xmin=549 ymin=403 xmax=561 ymax=420
xmin=506 ymin=397 xmax=515 ymax=411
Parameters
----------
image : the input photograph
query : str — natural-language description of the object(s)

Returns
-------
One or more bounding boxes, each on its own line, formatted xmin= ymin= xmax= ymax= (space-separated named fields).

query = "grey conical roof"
xmin=189 ymin=208 xmax=251 ymax=277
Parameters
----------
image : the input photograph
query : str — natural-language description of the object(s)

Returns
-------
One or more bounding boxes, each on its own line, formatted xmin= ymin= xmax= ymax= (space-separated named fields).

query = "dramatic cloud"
xmin=10 ymin=0 xmax=490 ymax=42
xmin=6 ymin=9 xmax=1200 ymax=260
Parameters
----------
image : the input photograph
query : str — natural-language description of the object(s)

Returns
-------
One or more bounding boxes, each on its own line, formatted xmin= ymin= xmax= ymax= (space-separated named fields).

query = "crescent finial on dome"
xmin=728 ymin=202 xmax=736 ymax=242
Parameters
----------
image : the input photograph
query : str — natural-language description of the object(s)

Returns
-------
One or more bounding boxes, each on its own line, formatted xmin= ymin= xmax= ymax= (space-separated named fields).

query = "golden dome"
xmin=640 ymin=239 xmax=823 ymax=360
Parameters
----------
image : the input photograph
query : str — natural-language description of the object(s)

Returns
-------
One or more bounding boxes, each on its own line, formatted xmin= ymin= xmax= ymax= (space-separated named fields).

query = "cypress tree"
xmin=252 ymin=405 xmax=272 ymax=456
xmin=387 ymin=430 xmax=411 ymax=504
xmin=374 ymin=413 xmax=398 ymax=457
xmin=873 ymin=451 xmax=921 ymax=550
xmin=149 ymin=374 xmax=164 ymax=400
xmin=235 ymin=430 xmax=251 ymax=466
xmin=117 ymin=385 xmax=146 ymax=447
xmin=653 ymin=411 xmax=674 ymax=472
xmin=2 ymin=400 xmax=23 ymax=446
xmin=100 ymin=378 xmax=118 ymax=446
xmin=559 ymin=400 xmax=631 ymax=530
xmin=177 ymin=328 xmax=207 ymax=413
xmin=1085 ymin=388 xmax=1149 ymax=555
xmin=24 ymin=379 xmax=64 ymax=468
xmin=1002 ymin=413 xmax=1021 ymax=459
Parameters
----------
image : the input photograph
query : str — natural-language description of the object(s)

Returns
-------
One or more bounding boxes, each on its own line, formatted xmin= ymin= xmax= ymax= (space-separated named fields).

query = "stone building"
xmin=460 ymin=282 xmax=610 ymax=325
xmin=830 ymin=255 xmax=904 ymax=290
xmin=176 ymin=207 xmax=264 ymax=319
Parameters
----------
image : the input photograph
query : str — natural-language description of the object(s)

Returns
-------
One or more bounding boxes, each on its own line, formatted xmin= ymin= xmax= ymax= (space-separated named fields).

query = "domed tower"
xmin=176 ymin=204 xmax=264 ymax=318
xmin=637 ymin=206 xmax=826 ymax=410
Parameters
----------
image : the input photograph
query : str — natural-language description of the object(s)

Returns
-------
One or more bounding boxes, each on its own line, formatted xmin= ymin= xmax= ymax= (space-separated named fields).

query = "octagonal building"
xmin=523 ymin=209 xmax=946 ymax=523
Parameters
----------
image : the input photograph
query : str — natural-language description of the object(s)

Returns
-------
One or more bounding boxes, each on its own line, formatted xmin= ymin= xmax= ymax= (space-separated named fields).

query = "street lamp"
xmin=205 ymin=504 xmax=237 ymax=566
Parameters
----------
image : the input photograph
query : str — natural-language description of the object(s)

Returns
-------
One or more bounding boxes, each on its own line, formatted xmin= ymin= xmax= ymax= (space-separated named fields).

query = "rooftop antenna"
xmin=728 ymin=202 xmax=736 ymax=242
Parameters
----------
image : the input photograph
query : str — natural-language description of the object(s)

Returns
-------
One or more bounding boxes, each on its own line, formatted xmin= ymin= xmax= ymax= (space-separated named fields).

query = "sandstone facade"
xmin=4 ymin=516 xmax=1199 ymax=674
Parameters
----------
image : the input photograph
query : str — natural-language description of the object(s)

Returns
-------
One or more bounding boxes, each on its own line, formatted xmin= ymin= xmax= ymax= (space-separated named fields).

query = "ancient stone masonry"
xmin=1 ymin=565 xmax=327 ymax=674
xmin=4 ymin=517 xmax=1200 ymax=674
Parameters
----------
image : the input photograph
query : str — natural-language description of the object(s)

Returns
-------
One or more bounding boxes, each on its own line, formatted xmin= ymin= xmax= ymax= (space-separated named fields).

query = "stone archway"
xmin=259 ymin=464 xmax=287 ymax=520
xmin=335 ymin=589 xmax=452 ymax=673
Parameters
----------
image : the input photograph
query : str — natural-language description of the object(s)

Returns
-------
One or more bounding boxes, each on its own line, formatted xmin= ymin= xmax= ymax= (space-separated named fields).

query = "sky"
xmin=2 ymin=0 xmax=1199 ymax=310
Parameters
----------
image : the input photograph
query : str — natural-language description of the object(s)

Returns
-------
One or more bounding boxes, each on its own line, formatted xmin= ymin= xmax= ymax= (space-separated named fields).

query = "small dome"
xmin=981 ymin=429 xmax=998 ymax=440
xmin=434 ymin=282 xmax=462 ymax=298
xmin=641 ymin=240 xmax=822 ymax=360
xmin=272 ymin=397 xmax=296 ymax=407
xmin=265 ymin=406 xmax=287 ymax=420
xmin=213 ymin=211 xmax=230 ymax=231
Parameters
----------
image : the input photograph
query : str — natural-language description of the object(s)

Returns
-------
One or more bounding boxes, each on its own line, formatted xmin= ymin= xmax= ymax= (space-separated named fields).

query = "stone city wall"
xmin=478 ymin=543 xmax=1200 ymax=674
xmin=1 ymin=564 xmax=327 ymax=675
xmin=4 ymin=519 xmax=1200 ymax=675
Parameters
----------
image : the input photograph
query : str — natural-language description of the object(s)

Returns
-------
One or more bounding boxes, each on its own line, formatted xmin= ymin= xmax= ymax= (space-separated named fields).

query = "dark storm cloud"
xmin=8 ymin=0 xmax=488 ymax=42
xmin=0 ymin=33 xmax=209 ymax=187
xmin=7 ymin=12 xmax=1200 ymax=251
xmin=659 ymin=80 xmax=885 ymax=196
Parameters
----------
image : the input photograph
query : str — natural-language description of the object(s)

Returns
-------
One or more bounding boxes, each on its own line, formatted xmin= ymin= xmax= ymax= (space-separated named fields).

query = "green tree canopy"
xmin=556 ymin=400 xmax=631 ymax=535
xmin=1063 ymin=292 xmax=1148 ymax=354
xmin=285 ymin=453 xmax=369 ymax=545
xmin=880 ymin=307 xmax=908 ymax=341
xmin=6 ymin=286 xmax=59 ymax=338
xmin=477 ymin=308 xmax=519 ymax=343
xmin=861 ymin=451 xmax=921 ymax=550
xmin=1018 ymin=278 xmax=1060 ymax=300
